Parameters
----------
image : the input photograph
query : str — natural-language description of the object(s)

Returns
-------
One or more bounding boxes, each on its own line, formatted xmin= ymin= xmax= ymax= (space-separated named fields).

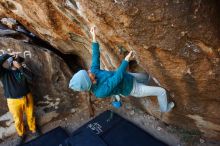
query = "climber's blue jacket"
xmin=90 ymin=42 xmax=134 ymax=98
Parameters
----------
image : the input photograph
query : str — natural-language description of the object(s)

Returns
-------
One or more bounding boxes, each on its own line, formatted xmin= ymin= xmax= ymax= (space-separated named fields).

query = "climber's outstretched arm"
xmin=90 ymin=27 xmax=100 ymax=71
xmin=104 ymin=51 xmax=133 ymax=91
xmin=96 ymin=51 xmax=133 ymax=98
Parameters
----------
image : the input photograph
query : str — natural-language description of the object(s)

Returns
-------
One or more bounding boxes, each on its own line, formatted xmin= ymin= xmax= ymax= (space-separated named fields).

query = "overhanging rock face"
xmin=0 ymin=0 xmax=219 ymax=140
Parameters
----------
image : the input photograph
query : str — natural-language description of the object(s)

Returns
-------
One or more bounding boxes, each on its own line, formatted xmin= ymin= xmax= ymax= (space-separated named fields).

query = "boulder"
xmin=0 ymin=0 xmax=219 ymax=140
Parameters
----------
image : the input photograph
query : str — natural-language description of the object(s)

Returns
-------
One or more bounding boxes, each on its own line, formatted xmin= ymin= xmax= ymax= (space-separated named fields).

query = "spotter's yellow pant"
xmin=7 ymin=93 xmax=36 ymax=136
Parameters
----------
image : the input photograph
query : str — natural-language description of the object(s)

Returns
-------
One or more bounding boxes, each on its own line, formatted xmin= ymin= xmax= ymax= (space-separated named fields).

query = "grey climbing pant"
xmin=129 ymin=73 xmax=169 ymax=112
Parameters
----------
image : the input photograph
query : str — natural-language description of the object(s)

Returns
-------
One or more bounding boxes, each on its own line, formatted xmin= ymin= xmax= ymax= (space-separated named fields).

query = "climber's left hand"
xmin=125 ymin=51 xmax=133 ymax=61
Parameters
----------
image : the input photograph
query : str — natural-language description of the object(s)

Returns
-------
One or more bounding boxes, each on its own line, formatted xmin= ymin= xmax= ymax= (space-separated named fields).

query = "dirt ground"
xmin=0 ymin=97 xmax=219 ymax=146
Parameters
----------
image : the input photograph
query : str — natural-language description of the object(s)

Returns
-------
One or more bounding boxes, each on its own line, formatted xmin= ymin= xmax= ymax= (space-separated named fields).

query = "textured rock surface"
xmin=0 ymin=0 xmax=219 ymax=140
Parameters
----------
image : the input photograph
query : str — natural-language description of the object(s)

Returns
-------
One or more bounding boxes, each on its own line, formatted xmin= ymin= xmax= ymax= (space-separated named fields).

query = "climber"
xmin=69 ymin=26 xmax=175 ymax=113
xmin=0 ymin=53 xmax=40 ymax=145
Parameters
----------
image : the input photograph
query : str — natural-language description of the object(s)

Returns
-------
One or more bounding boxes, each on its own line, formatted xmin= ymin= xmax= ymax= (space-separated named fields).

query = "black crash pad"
xmin=22 ymin=110 xmax=167 ymax=146
xmin=65 ymin=110 xmax=167 ymax=146
xmin=22 ymin=126 xmax=68 ymax=146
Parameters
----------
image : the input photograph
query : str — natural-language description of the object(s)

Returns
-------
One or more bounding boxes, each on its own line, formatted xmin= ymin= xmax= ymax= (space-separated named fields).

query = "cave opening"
xmin=0 ymin=19 xmax=85 ymax=73
xmin=28 ymin=36 xmax=85 ymax=73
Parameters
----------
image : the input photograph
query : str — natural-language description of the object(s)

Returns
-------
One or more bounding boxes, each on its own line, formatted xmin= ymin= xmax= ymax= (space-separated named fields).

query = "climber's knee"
xmin=157 ymin=87 xmax=166 ymax=97
xmin=156 ymin=87 xmax=168 ymax=112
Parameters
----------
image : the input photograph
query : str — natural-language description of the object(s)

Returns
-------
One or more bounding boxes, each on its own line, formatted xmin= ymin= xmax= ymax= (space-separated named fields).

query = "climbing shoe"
xmin=167 ymin=102 xmax=175 ymax=112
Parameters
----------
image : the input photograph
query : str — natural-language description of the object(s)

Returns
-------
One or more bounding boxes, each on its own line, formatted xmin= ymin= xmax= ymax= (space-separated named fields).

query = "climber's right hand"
xmin=90 ymin=26 xmax=96 ymax=42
